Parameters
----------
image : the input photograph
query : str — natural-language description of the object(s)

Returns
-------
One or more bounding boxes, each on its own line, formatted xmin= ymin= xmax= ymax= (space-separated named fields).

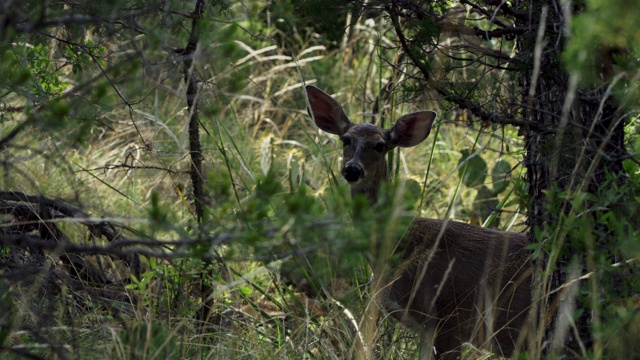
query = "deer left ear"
xmin=306 ymin=85 xmax=352 ymax=136
xmin=388 ymin=111 xmax=437 ymax=148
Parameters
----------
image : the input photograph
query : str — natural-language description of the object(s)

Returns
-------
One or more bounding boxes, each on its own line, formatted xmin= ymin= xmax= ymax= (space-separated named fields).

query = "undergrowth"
xmin=1 ymin=1 xmax=638 ymax=359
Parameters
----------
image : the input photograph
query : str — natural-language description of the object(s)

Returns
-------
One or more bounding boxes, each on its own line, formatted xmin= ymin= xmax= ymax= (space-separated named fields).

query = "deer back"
xmin=385 ymin=218 xmax=531 ymax=355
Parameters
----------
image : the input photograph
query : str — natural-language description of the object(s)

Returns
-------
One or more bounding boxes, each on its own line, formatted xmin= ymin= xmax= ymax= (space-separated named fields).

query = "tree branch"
xmin=387 ymin=2 xmax=534 ymax=129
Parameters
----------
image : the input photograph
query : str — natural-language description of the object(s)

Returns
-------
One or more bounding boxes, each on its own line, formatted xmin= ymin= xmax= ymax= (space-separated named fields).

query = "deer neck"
xmin=349 ymin=165 xmax=389 ymax=204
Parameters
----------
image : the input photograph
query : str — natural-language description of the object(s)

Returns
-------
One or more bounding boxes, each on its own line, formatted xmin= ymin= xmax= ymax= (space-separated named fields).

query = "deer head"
xmin=306 ymin=85 xmax=437 ymax=202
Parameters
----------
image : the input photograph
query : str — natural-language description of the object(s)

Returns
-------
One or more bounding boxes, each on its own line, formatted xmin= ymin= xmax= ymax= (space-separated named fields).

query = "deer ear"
xmin=388 ymin=111 xmax=437 ymax=148
xmin=306 ymin=85 xmax=352 ymax=136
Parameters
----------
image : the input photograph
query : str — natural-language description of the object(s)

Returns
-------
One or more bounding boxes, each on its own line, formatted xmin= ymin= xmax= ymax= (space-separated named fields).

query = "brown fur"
xmin=306 ymin=85 xmax=532 ymax=357
xmin=388 ymin=219 xmax=531 ymax=356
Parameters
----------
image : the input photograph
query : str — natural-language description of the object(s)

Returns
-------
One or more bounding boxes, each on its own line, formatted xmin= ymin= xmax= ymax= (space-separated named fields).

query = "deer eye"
xmin=373 ymin=142 xmax=385 ymax=153
xmin=340 ymin=137 xmax=351 ymax=146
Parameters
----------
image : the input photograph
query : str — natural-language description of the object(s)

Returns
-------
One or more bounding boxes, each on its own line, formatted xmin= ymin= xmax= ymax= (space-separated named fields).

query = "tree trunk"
xmin=516 ymin=2 xmax=627 ymax=356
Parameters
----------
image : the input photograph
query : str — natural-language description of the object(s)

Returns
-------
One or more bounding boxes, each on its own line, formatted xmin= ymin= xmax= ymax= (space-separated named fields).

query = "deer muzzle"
xmin=342 ymin=162 xmax=364 ymax=183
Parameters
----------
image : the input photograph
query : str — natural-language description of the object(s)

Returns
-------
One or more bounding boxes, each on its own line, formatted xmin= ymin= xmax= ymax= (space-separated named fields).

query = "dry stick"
xmin=180 ymin=0 xmax=211 ymax=330
xmin=183 ymin=0 xmax=206 ymax=222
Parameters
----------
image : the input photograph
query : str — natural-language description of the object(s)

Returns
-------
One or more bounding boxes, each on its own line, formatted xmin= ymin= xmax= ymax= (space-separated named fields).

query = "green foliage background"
xmin=0 ymin=0 xmax=638 ymax=358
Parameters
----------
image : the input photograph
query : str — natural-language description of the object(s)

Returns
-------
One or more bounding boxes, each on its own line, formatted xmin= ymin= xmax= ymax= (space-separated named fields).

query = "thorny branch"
xmin=386 ymin=1 xmax=535 ymax=130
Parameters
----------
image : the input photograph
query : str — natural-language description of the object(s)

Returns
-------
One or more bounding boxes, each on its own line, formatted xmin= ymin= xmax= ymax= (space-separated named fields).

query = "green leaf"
xmin=260 ymin=136 xmax=272 ymax=176
xmin=147 ymin=190 xmax=169 ymax=225
xmin=288 ymin=152 xmax=302 ymax=193
xmin=492 ymin=159 xmax=512 ymax=194
xmin=473 ymin=185 xmax=499 ymax=223
xmin=458 ymin=149 xmax=487 ymax=187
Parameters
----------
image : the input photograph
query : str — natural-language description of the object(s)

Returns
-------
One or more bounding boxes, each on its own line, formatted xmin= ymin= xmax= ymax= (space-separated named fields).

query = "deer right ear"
xmin=306 ymin=85 xmax=352 ymax=136
xmin=389 ymin=111 xmax=437 ymax=148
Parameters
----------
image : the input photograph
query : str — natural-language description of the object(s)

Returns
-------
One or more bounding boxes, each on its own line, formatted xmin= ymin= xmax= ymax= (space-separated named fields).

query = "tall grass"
xmin=0 ymin=3 xmax=570 ymax=359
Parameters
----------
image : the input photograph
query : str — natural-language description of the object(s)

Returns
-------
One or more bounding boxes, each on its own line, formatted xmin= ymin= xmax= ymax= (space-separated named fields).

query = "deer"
xmin=306 ymin=85 xmax=532 ymax=358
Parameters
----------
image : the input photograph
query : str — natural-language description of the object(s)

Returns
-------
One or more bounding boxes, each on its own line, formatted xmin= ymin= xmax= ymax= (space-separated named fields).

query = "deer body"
xmin=306 ymin=85 xmax=532 ymax=357
xmin=389 ymin=218 xmax=531 ymax=356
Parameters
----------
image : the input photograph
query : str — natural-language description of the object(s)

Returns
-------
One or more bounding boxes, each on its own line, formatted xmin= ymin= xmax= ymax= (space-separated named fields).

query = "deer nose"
xmin=342 ymin=163 xmax=364 ymax=183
